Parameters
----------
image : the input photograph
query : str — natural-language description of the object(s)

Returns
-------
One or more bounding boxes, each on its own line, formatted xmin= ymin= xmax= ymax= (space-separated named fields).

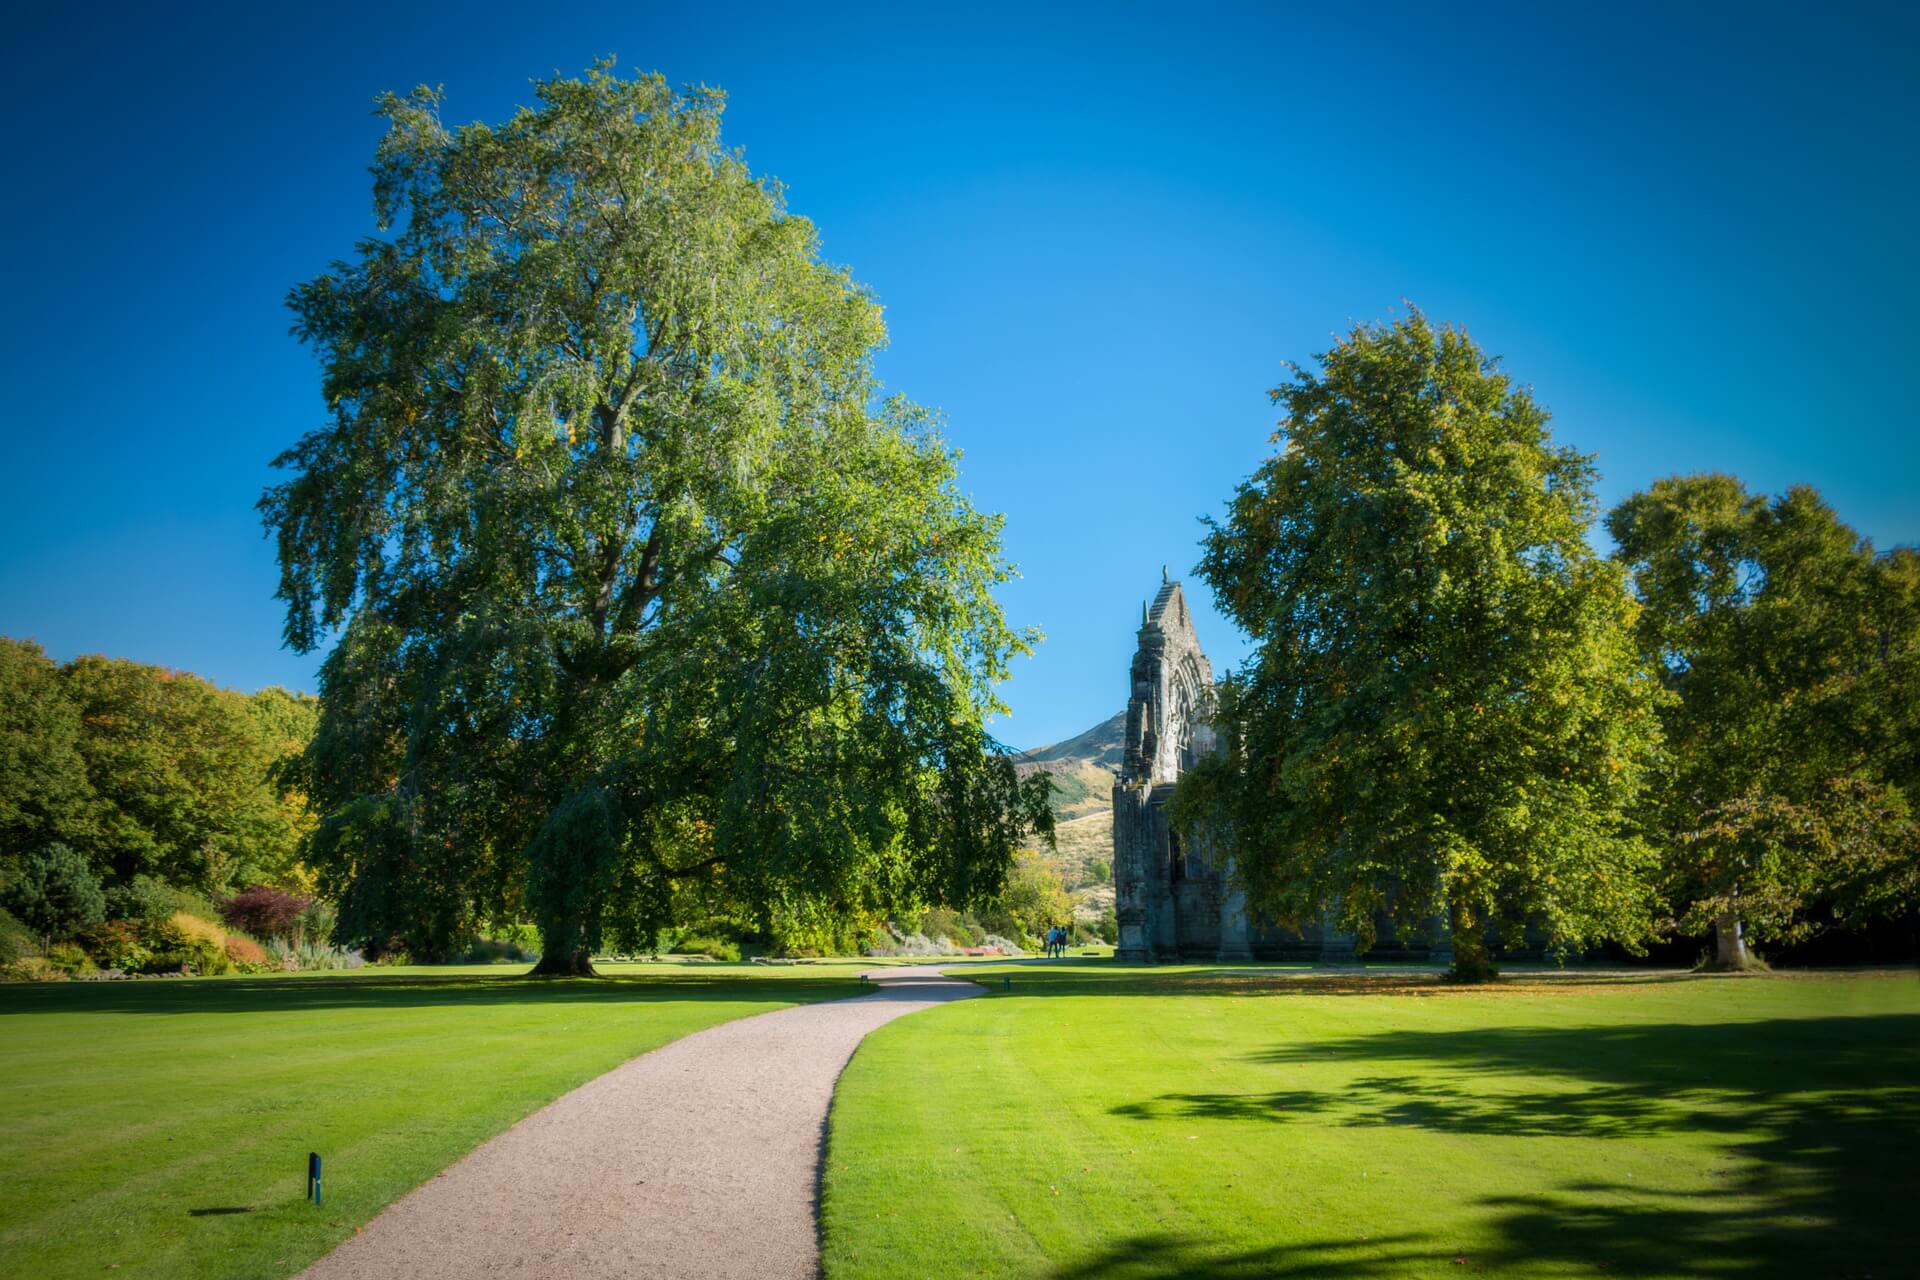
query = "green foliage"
xmin=309 ymin=796 xmax=473 ymax=960
xmin=0 ymin=640 xmax=96 ymax=876
xmin=1188 ymin=312 xmax=1662 ymax=978
xmin=102 ymin=874 xmax=219 ymax=929
xmin=916 ymin=905 xmax=980 ymax=947
xmin=57 ymin=657 xmax=316 ymax=894
xmin=1608 ymin=476 xmax=1920 ymax=960
xmin=79 ymin=918 xmax=152 ymax=972
xmin=669 ymin=932 xmax=741 ymax=961
xmin=45 ymin=942 xmax=96 ymax=977
xmin=989 ymin=850 xmax=1073 ymax=944
xmin=148 ymin=912 xmax=232 ymax=975
xmin=263 ymin=62 xmax=1050 ymax=973
xmin=3 ymin=843 xmax=105 ymax=948
xmin=0 ymin=906 xmax=36 ymax=964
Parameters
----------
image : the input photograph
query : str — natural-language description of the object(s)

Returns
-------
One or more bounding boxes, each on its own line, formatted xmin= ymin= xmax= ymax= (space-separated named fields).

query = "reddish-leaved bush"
xmin=220 ymin=885 xmax=311 ymax=941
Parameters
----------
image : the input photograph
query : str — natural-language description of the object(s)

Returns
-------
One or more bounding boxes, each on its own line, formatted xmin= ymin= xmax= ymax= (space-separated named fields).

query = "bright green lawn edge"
xmin=821 ymin=962 xmax=1920 ymax=1279
xmin=0 ymin=960 xmax=871 ymax=1279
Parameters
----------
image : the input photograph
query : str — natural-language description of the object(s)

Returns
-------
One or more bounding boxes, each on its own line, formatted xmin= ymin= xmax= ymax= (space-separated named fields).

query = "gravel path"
xmin=298 ymin=966 xmax=979 ymax=1280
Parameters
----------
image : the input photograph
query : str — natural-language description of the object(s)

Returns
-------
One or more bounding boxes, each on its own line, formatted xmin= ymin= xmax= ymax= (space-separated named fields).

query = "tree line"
xmin=1176 ymin=312 xmax=1919 ymax=977
xmin=0 ymin=640 xmax=316 ymax=898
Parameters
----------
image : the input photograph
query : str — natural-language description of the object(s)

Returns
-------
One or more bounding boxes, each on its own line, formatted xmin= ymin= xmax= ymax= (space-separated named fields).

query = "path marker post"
xmin=308 ymin=1152 xmax=322 ymax=1206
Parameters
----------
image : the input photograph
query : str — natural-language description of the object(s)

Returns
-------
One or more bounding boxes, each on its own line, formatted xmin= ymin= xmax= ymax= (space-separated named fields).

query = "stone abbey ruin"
xmin=1111 ymin=576 xmax=1381 ymax=963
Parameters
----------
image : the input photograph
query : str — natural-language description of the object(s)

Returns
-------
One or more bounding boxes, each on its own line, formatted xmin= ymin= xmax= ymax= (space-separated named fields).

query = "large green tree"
xmin=60 ymin=658 xmax=316 ymax=894
xmin=1607 ymin=476 xmax=1918 ymax=967
xmin=0 ymin=639 xmax=96 ymax=877
xmin=263 ymin=63 xmax=1048 ymax=972
xmin=1183 ymin=312 xmax=1661 ymax=980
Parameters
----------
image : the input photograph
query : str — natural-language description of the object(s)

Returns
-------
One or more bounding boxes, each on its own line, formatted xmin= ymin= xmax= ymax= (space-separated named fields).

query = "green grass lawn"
xmin=0 ymin=960 xmax=874 ymax=1279
xmin=821 ymin=964 xmax=1920 ymax=1279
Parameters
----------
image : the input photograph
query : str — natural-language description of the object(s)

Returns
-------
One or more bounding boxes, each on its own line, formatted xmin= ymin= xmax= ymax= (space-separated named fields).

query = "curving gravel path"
xmin=298 ymin=966 xmax=979 ymax=1280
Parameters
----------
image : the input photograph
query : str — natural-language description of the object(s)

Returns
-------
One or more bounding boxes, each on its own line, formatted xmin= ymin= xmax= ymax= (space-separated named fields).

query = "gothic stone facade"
xmin=1112 ymin=578 xmax=1366 ymax=963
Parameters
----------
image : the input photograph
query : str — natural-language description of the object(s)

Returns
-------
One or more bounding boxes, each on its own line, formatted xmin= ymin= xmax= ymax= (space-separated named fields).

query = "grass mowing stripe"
xmin=0 ymin=962 xmax=863 ymax=1279
xmin=821 ymin=965 xmax=1920 ymax=1280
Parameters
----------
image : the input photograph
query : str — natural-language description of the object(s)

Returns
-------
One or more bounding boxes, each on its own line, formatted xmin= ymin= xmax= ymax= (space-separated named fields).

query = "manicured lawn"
xmin=0 ymin=961 xmax=871 ymax=1279
xmin=821 ymin=964 xmax=1920 ymax=1279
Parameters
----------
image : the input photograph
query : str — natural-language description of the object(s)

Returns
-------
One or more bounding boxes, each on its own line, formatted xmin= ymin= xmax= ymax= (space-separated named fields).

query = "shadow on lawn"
xmin=1105 ymin=1014 xmax=1920 ymax=1278
xmin=974 ymin=966 xmax=1718 ymax=999
xmin=0 ymin=971 xmax=857 ymax=1016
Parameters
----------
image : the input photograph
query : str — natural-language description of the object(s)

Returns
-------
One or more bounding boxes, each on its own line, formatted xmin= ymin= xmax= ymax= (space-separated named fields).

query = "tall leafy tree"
xmin=0 ymin=639 xmax=96 ymax=876
xmin=60 ymin=658 xmax=313 ymax=894
xmin=263 ymin=63 xmax=1048 ymax=972
xmin=1607 ymin=476 xmax=1918 ymax=966
xmin=1183 ymin=312 xmax=1661 ymax=980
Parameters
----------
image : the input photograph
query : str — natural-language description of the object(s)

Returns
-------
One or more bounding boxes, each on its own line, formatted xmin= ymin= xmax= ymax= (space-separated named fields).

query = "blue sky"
xmin=1 ymin=1 xmax=1914 ymax=750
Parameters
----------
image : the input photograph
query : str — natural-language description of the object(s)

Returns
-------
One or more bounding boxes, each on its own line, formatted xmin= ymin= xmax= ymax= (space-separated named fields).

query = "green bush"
xmin=3 ymin=844 xmax=105 ymax=947
xmin=103 ymin=876 xmax=220 ymax=927
xmin=671 ymin=932 xmax=741 ymax=961
xmin=45 ymin=942 xmax=97 ymax=976
xmin=149 ymin=912 xmax=232 ymax=975
xmin=80 ymin=918 xmax=153 ymax=971
xmin=0 ymin=956 xmax=66 ymax=983
xmin=917 ymin=906 xmax=980 ymax=948
xmin=0 ymin=906 xmax=37 ymax=964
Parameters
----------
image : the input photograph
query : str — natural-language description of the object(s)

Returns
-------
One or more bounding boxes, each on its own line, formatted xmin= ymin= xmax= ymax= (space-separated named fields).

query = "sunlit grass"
xmin=0 ymin=961 xmax=863 ymax=1279
xmin=822 ymin=964 xmax=1920 ymax=1279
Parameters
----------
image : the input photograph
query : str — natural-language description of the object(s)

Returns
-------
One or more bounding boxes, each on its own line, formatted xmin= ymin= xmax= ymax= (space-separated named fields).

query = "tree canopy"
xmin=1607 ymin=476 xmax=1919 ymax=965
xmin=263 ymin=62 xmax=1048 ymax=971
xmin=1182 ymin=312 xmax=1661 ymax=979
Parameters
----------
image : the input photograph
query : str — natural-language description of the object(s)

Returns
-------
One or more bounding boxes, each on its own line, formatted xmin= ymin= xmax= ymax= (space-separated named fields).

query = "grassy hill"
xmin=1015 ymin=711 xmax=1124 ymax=916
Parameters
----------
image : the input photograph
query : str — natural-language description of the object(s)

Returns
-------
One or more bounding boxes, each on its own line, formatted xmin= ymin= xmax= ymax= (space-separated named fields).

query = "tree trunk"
xmin=528 ymin=950 xmax=598 ymax=977
xmin=1709 ymin=908 xmax=1751 ymax=971
xmin=1447 ymin=898 xmax=1498 ymax=983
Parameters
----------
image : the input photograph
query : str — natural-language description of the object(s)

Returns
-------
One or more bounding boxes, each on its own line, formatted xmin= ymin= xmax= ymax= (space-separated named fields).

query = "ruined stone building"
xmin=1112 ymin=575 xmax=1364 ymax=963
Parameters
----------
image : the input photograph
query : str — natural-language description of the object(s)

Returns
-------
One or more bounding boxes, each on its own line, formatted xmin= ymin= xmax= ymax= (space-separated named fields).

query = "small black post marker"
xmin=308 ymin=1152 xmax=322 ymax=1206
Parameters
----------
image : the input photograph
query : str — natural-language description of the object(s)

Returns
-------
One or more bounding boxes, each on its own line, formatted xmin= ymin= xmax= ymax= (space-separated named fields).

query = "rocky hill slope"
xmin=1014 ymin=711 xmax=1124 ymax=918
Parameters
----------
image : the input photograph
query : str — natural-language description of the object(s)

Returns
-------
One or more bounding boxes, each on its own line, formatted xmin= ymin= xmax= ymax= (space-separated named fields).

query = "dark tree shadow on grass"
xmin=1051 ymin=1231 xmax=1449 ymax=1278
xmin=1104 ymin=1015 xmax=1920 ymax=1277
xmin=0 ymin=971 xmax=858 ymax=1016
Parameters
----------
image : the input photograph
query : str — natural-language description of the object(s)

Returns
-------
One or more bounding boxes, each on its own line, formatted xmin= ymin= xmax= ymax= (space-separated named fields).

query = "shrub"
xmin=150 ymin=912 xmax=232 ymax=975
xmin=0 ymin=906 xmax=37 ymax=964
xmin=104 ymin=876 xmax=220 ymax=927
xmin=917 ymin=907 xmax=979 ymax=948
xmin=3 ymin=844 xmax=105 ymax=947
xmin=80 ymin=919 xmax=153 ymax=971
xmin=671 ymin=933 xmax=741 ymax=961
xmin=224 ymin=934 xmax=269 ymax=970
xmin=1 ymin=956 xmax=67 ymax=982
xmin=265 ymin=937 xmax=365 ymax=971
xmin=220 ymin=885 xmax=312 ymax=942
xmin=46 ymin=942 xmax=97 ymax=976
xmin=1095 ymin=907 xmax=1118 ymax=944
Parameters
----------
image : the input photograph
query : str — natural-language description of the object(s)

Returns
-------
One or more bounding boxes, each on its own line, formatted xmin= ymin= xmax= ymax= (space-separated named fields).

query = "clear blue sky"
xmin=2 ymin=2 xmax=1914 ymax=750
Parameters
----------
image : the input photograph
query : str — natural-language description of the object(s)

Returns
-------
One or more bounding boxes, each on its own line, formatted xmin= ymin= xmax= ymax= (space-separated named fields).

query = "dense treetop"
xmin=263 ymin=63 xmax=1049 ymax=969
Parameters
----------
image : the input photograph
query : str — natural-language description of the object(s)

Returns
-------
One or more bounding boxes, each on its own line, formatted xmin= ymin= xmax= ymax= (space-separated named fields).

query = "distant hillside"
xmin=1015 ymin=711 xmax=1124 ymax=918
xmin=1014 ymin=710 xmax=1125 ymax=821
